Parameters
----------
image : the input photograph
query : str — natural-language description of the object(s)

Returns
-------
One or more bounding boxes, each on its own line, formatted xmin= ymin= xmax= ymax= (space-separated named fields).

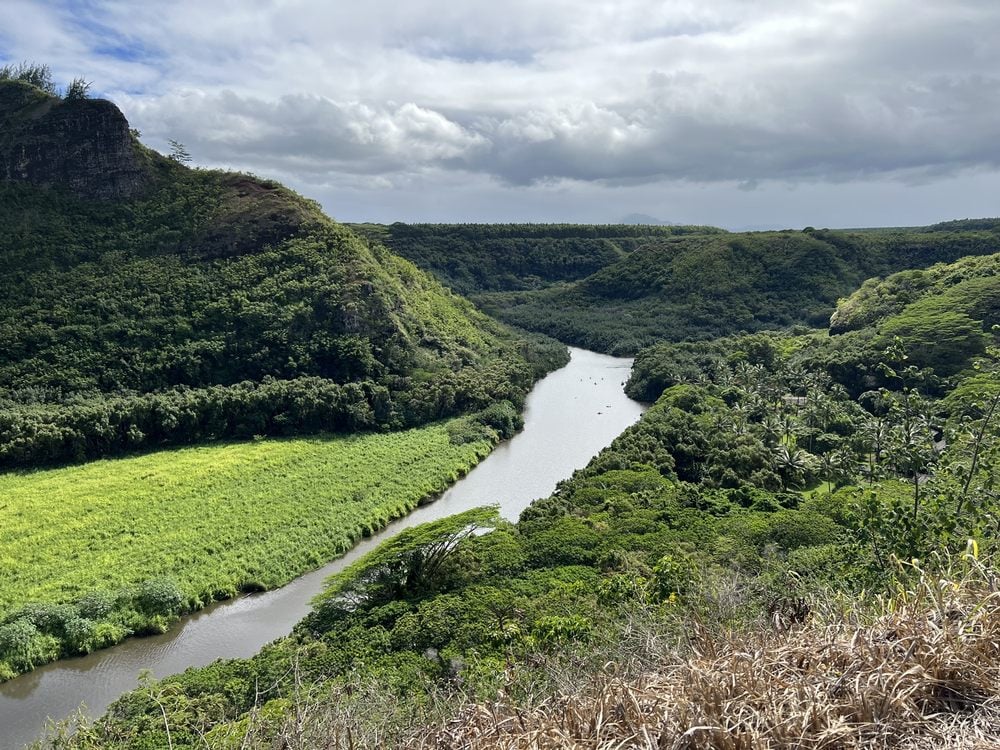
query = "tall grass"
xmin=0 ymin=423 xmax=492 ymax=674
xmin=203 ymin=556 xmax=1000 ymax=749
xmin=416 ymin=557 xmax=1000 ymax=749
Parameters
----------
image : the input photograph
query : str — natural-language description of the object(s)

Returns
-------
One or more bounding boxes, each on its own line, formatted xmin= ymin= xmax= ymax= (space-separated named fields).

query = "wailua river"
xmin=0 ymin=347 xmax=645 ymax=749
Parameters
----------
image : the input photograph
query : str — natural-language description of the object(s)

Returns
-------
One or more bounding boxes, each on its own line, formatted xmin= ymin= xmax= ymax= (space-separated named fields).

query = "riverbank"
xmin=2 ymin=348 xmax=644 ymax=750
xmin=0 ymin=423 xmax=499 ymax=683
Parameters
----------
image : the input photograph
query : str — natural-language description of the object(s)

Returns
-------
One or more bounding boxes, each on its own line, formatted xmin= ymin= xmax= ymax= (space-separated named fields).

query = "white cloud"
xmin=118 ymin=90 xmax=488 ymax=179
xmin=4 ymin=0 xmax=1000 ymax=224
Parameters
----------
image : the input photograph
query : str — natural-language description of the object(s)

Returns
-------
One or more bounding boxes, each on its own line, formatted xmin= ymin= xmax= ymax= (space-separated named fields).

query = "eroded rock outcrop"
xmin=1 ymin=80 xmax=148 ymax=199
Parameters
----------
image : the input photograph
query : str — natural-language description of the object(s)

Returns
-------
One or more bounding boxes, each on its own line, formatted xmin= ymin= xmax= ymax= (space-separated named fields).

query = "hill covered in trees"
xmin=349 ymin=222 xmax=725 ymax=296
xmin=7 ymin=64 xmax=1000 ymax=748
xmin=367 ymin=222 xmax=1000 ymax=354
xmin=0 ymin=70 xmax=570 ymax=680
xmin=0 ymin=77 xmax=564 ymax=470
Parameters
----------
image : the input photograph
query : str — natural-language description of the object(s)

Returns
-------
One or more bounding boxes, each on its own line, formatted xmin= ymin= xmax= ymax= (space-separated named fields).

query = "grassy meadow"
xmin=0 ymin=423 xmax=492 ymax=676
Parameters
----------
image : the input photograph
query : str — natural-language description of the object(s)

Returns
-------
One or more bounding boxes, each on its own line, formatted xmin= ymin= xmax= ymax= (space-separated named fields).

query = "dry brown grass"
xmin=406 ymin=559 xmax=1000 ymax=750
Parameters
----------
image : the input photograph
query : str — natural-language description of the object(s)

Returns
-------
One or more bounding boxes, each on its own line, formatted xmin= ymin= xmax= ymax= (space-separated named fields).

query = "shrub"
xmin=652 ymin=552 xmax=696 ymax=600
xmin=135 ymin=578 xmax=185 ymax=617
xmin=62 ymin=616 xmax=97 ymax=653
xmin=64 ymin=77 xmax=91 ymax=100
xmin=14 ymin=602 xmax=80 ymax=638
xmin=531 ymin=614 xmax=591 ymax=646
xmin=0 ymin=619 xmax=60 ymax=671
xmin=477 ymin=401 xmax=523 ymax=440
xmin=77 ymin=590 xmax=117 ymax=620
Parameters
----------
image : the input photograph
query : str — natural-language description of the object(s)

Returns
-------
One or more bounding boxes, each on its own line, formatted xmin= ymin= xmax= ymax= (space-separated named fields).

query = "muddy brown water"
xmin=0 ymin=348 xmax=645 ymax=749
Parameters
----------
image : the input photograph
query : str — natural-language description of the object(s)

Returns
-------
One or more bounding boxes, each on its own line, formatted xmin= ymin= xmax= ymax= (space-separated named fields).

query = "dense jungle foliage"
xmin=367 ymin=221 xmax=1000 ymax=355
xmin=8 ymin=72 xmax=1000 ymax=748
xmin=0 ymin=87 xmax=566 ymax=469
xmin=50 ymin=252 xmax=1000 ymax=748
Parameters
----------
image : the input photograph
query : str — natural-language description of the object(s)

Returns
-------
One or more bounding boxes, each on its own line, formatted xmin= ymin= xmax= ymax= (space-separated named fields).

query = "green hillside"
xmin=0 ymin=80 xmax=565 ymax=470
xmin=831 ymin=251 xmax=1000 ymax=335
xmin=363 ymin=222 xmax=1000 ymax=355
xmin=627 ymin=258 xmax=1000 ymax=403
xmin=480 ymin=227 xmax=1000 ymax=354
xmin=349 ymin=222 xmax=726 ymax=296
xmin=0 ymin=74 xmax=569 ymax=679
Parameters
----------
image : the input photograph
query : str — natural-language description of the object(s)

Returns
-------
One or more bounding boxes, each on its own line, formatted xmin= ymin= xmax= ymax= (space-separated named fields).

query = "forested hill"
xmin=0 ymin=79 xmax=564 ymax=470
xmin=363 ymin=222 xmax=1000 ymax=355
xmin=348 ymin=222 xmax=726 ymax=295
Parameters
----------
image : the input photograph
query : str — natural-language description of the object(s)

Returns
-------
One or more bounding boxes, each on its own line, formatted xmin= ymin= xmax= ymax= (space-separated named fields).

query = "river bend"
xmin=0 ymin=348 xmax=644 ymax=749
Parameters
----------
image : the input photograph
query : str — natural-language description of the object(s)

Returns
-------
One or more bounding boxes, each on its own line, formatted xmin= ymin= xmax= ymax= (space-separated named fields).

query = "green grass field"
xmin=0 ymin=424 xmax=491 ymax=619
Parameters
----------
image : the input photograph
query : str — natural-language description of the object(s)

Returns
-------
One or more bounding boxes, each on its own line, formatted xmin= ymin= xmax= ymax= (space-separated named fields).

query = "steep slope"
xmin=0 ymin=81 xmax=563 ymax=469
xmin=824 ymin=251 xmax=1000 ymax=379
xmin=0 ymin=78 xmax=147 ymax=199
xmin=831 ymin=251 xmax=1000 ymax=335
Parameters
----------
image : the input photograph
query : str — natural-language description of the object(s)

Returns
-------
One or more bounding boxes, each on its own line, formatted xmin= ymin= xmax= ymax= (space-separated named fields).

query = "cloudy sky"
xmin=2 ymin=0 xmax=999 ymax=228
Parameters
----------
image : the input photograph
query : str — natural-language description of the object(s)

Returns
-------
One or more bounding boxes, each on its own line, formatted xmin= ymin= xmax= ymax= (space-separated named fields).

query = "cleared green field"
xmin=0 ymin=424 xmax=491 ymax=619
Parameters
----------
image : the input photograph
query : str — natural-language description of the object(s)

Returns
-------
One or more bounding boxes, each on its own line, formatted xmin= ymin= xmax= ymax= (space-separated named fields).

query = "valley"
xmin=2 ymin=65 xmax=1000 ymax=750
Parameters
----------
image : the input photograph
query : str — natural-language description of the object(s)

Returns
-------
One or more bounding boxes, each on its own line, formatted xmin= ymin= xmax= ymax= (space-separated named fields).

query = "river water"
xmin=0 ymin=348 xmax=645 ymax=749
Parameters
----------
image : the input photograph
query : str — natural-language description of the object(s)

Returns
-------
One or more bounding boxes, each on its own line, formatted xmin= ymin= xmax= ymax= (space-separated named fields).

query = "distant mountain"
xmin=730 ymin=223 xmax=788 ymax=232
xmin=618 ymin=212 xmax=675 ymax=225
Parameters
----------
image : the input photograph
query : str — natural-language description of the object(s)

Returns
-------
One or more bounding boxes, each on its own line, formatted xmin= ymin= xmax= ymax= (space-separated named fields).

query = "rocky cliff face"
xmin=0 ymin=80 xmax=149 ymax=199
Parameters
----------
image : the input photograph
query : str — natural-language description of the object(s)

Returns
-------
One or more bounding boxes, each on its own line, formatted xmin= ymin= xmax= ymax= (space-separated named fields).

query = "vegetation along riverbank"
xmin=44 ymin=249 xmax=1000 ymax=748
xmin=0 ymin=68 xmax=566 ymax=681
xmin=0 ymin=407 xmax=533 ymax=681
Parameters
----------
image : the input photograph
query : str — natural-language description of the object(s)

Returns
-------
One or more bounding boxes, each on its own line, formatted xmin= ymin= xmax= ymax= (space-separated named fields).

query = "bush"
xmin=524 ymin=517 xmax=601 ymax=567
xmin=446 ymin=416 xmax=497 ymax=445
xmin=652 ymin=552 xmax=696 ymax=600
xmin=763 ymin=510 xmax=844 ymax=551
xmin=64 ymin=77 xmax=91 ymax=100
xmin=62 ymin=616 xmax=97 ymax=653
xmin=531 ymin=614 xmax=591 ymax=646
xmin=0 ymin=61 xmax=56 ymax=94
xmin=135 ymin=578 xmax=185 ymax=617
xmin=77 ymin=590 xmax=117 ymax=620
xmin=0 ymin=619 xmax=60 ymax=671
xmin=14 ymin=602 xmax=80 ymax=638
xmin=477 ymin=401 xmax=523 ymax=440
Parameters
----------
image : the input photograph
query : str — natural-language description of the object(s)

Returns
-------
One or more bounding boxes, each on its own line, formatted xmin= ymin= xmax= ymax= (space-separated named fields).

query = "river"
xmin=0 ymin=348 xmax=645 ymax=749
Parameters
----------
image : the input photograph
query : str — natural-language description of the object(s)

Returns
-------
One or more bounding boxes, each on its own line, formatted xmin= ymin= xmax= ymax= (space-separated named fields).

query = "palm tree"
xmin=818 ymin=448 xmax=859 ymax=491
xmin=759 ymin=413 xmax=784 ymax=448
xmin=861 ymin=416 xmax=890 ymax=482
xmin=887 ymin=418 xmax=936 ymax=519
xmin=772 ymin=445 xmax=815 ymax=490
xmin=730 ymin=402 xmax=751 ymax=435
